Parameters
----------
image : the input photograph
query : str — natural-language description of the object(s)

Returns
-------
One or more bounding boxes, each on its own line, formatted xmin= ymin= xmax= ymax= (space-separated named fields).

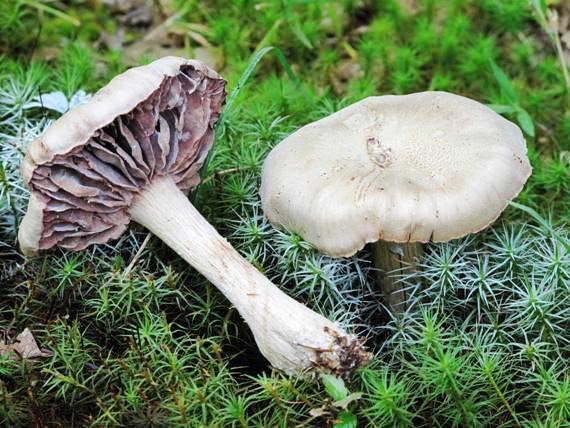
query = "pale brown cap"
xmin=19 ymin=57 xmax=226 ymax=255
xmin=260 ymin=92 xmax=532 ymax=257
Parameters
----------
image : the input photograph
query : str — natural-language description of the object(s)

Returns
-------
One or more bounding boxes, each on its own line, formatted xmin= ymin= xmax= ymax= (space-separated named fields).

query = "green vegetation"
xmin=1 ymin=0 xmax=568 ymax=426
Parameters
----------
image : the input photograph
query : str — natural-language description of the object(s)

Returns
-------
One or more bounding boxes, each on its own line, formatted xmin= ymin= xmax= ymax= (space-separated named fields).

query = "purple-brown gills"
xmin=23 ymin=64 xmax=224 ymax=252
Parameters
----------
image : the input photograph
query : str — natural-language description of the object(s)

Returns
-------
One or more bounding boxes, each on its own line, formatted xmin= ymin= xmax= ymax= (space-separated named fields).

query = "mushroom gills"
xmin=30 ymin=67 xmax=222 ymax=251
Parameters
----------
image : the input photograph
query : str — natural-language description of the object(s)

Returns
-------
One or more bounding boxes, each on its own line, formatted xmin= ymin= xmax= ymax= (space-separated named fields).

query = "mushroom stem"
xmin=128 ymin=176 xmax=369 ymax=375
xmin=373 ymin=241 xmax=423 ymax=315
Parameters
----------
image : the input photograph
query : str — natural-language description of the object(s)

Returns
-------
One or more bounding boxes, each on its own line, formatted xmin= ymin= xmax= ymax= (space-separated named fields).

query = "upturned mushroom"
xmin=260 ymin=91 xmax=532 ymax=312
xmin=18 ymin=57 xmax=369 ymax=375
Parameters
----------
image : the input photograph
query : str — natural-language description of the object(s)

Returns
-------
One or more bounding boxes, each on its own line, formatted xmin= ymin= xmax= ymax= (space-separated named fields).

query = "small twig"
xmin=201 ymin=167 xmax=248 ymax=185
xmin=551 ymin=27 xmax=570 ymax=91
xmin=532 ymin=5 xmax=570 ymax=92
xmin=140 ymin=9 xmax=184 ymax=44
xmin=152 ymin=0 xmax=167 ymax=19
xmin=122 ymin=233 xmax=151 ymax=279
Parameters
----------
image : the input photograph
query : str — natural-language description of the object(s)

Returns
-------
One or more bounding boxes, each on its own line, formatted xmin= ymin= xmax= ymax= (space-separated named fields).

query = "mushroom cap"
xmin=19 ymin=57 xmax=226 ymax=255
xmin=260 ymin=92 xmax=532 ymax=258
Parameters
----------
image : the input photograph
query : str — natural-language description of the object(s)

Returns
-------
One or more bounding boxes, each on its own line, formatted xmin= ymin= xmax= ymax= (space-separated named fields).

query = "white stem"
xmin=129 ymin=176 xmax=368 ymax=375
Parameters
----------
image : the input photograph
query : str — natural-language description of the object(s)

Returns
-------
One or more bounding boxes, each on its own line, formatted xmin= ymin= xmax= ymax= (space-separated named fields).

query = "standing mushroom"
xmin=260 ymin=92 xmax=532 ymax=313
xmin=18 ymin=57 xmax=369 ymax=375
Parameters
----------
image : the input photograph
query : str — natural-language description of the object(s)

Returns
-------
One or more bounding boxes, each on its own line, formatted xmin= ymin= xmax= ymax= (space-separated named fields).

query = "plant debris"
xmin=0 ymin=328 xmax=52 ymax=360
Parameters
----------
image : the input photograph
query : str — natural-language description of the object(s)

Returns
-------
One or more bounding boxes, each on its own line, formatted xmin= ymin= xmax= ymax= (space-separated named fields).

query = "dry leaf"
xmin=119 ymin=11 xmax=223 ymax=69
xmin=0 ymin=328 xmax=52 ymax=360
xmin=103 ymin=0 xmax=153 ymax=26
xmin=309 ymin=406 xmax=329 ymax=417
xmin=398 ymin=0 xmax=419 ymax=14
xmin=331 ymin=59 xmax=364 ymax=94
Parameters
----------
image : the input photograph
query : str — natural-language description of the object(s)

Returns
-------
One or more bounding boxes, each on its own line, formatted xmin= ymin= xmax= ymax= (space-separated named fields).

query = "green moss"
xmin=0 ymin=0 xmax=568 ymax=426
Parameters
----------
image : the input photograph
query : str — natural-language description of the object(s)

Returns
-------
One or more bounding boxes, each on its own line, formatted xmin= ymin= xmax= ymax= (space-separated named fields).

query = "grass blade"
xmin=22 ymin=0 xmax=80 ymax=26
xmin=516 ymin=108 xmax=535 ymax=137
xmin=202 ymin=46 xmax=313 ymax=178
xmin=490 ymin=60 xmax=518 ymax=103
xmin=509 ymin=202 xmax=569 ymax=249
xmin=223 ymin=46 xmax=313 ymax=118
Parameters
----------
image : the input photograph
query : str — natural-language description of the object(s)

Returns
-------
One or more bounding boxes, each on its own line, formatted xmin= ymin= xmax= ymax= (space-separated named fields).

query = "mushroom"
xmin=260 ymin=91 xmax=532 ymax=313
xmin=18 ymin=57 xmax=370 ymax=375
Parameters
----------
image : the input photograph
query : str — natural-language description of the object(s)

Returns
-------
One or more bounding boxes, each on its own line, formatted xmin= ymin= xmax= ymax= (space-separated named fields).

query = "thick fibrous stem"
xmin=373 ymin=241 xmax=423 ymax=314
xmin=129 ymin=176 xmax=369 ymax=375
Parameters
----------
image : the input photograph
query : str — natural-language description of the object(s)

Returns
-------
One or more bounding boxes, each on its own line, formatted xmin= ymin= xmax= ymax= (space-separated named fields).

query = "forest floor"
xmin=0 ymin=1 xmax=569 ymax=426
